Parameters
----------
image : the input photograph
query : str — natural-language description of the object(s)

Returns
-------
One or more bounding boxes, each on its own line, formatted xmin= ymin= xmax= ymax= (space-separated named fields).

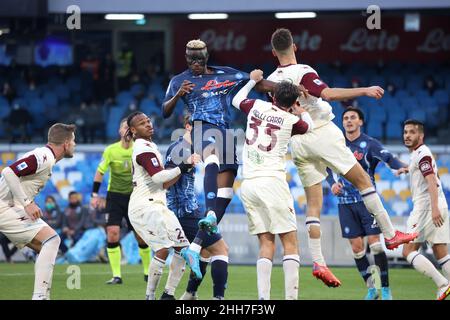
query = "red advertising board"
xmin=173 ymin=15 xmax=450 ymax=71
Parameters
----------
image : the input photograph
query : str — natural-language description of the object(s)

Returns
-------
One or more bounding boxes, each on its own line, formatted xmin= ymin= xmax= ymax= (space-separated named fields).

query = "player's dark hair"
xmin=404 ymin=119 xmax=425 ymax=134
xmin=274 ymin=81 xmax=300 ymax=109
xmin=271 ymin=28 xmax=293 ymax=53
xmin=48 ymin=123 xmax=77 ymax=145
xmin=125 ymin=111 xmax=145 ymax=139
xmin=342 ymin=107 xmax=365 ymax=123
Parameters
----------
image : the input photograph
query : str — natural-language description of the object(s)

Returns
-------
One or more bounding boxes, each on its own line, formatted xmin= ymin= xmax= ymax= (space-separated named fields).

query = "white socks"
xmin=257 ymin=258 xmax=272 ymax=300
xmin=407 ymin=251 xmax=448 ymax=288
xmin=438 ymin=255 xmax=450 ymax=280
xmin=305 ymin=217 xmax=326 ymax=265
xmin=165 ymin=251 xmax=186 ymax=296
xmin=32 ymin=235 xmax=60 ymax=300
xmin=283 ymin=255 xmax=300 ymax=300
xmin=146 ymin=256 xmax=165 ymax=300
xmin=360 ymin=188 xmax=395 ymax=239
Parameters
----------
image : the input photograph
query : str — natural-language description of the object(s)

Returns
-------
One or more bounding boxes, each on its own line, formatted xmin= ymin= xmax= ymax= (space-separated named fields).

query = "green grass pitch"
xmin=0 ymin=263 xmax=438 ymax=300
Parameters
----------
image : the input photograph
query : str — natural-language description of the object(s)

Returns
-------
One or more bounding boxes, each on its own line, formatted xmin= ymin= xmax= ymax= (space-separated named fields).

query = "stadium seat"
xmin=408 ymin=109 xmax=426 ymax=122
xmin=381 ymin=189 xmax=396 ymax=201
xmin=433 ymin=89 xmax=449 ymax=106
xmin=116 ymin=91 xmax=134 ymax=105
xmin=140 ymin=98 xmax=160 ymax=115
xmin=392 ymin=180 xmax=409 ymax=195
xmin=399 ymin=189 xmax=412 ymax=201
xmin=385 ymin=121 xmax=403 ymax=140
xmin=366 ymin=120 xmax=384 ymax=140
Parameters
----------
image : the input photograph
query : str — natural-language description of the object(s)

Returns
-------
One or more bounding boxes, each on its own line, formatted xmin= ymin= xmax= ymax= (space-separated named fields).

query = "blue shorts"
xmin=191 ymin=121 xmax=238 ymax=175
xmin=178 ymin=215 xmax=222 ymax=248
xmin=338 ymin=202 xmax=381 ymax=239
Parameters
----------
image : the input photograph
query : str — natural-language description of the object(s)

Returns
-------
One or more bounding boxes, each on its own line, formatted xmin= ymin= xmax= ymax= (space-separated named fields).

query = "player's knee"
xmin=42 ymin=234 xmax=61 ymax=251
xmin=204 ymin=154 xmax=220 ymax=167
xmin=305 ymin=217 xmax=321 ymax=235
xmin=369 ymin=242 xmax=384 ymax=255
xmin=352 ymin=249 xmax=366 ymax=259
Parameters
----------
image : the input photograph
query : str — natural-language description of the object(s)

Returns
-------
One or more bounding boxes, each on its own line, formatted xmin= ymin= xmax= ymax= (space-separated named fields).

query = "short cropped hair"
xmin=48 ymin=123 xmax=76 ymax=145
xmin=342 ymin=107 xmax=365 ymax=123
xmin=186 ymin=39 xmax=207 ymax=50
xmin=271 ymin=28 xmax=293 ymax=53
xmin=274 ymin=81 xmax=300 ymax=109
xmin=404 ymin=119 xmax=425 ymax=134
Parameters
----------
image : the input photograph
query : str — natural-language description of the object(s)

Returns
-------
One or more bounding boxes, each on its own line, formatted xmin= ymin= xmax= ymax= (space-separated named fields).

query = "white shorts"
xmin=0 ymin=206 xmax=49 ymax=249
xmin=407 ymin=206 xmax=450 ymax=245
xmin=240 ymin=176 xmax=297 ymax=235
xmin=290 ymin=121 xmax=357 ymax=187
xmin=129 ymin=202 xmax=189 ymax=252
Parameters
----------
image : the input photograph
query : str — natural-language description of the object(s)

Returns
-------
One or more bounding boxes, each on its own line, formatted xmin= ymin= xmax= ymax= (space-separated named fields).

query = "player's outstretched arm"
xmin=162 ymin=80 xmax=195 ymax=118
xmin=321 ymin=86 xmax=384 ymax=101
xmin=232 ymin=69 xmax=263 ymax=111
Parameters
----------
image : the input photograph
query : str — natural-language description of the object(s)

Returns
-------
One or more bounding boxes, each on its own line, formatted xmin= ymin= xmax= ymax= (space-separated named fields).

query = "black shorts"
xmin=105 ymin=191 xmax=134 ymax=231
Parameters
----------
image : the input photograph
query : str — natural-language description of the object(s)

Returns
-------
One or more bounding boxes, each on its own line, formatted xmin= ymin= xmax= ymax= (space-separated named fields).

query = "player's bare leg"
xmin=257 ymin=232 xmax=275 ymax=300
xmin=134 ymin=231 xmax=151 ymax=282
xmin=305 ymin=183 xmax=341 ymax=287
xmin=343 ymin=163 xmax=418 ymax=249
xmin=105 ymin=225 xmax=123 ymax=284
xmin=279 ymin=231 xmax=300 ymax=300
xmin=403 ymin=242 xmax=450 ymax=300
xmin=29 ymin=226 xmax=61 ymax=300
xmin=433 ymin=244 xmax=450 ymax=281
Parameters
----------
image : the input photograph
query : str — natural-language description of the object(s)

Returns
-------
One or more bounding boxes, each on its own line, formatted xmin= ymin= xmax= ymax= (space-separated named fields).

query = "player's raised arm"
xmin=300 ymin=71 xmax=384 ymax=101
xmin=162 ymin=79 xmax=195 ymax=118
xmin=1 ymin=155 xmax=42 ymax=220
xmin=321 ymin=85 xmax=384 ymax=101
xmin=232 ymin=69 xmax=263 ymax=113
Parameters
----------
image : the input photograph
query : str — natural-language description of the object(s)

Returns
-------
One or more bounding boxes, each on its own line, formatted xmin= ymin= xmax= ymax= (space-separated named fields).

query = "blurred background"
xmin=0 ymin=0 xmax=449 ymax=264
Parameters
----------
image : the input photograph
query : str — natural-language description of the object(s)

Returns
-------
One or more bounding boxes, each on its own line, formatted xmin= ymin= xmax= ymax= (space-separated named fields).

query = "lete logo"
xmin=201 ymin=80 xmax=237 ymax=91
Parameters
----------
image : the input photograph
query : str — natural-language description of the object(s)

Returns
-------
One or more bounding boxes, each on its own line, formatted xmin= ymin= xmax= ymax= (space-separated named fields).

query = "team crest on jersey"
xmin=151 ymin=158 xmax=159 ymax=167
xmin=313 ymin=79 xmax=323 ymax=86
xmin=420 ymin=162 xmax=431 ymax=172
xmin=16 ymin=162 xmax=28 ymax=171
xmin=235 ymin=73 xmax=243 ymax=80
xmin=359 ymin=141 xmax=367 ymax=148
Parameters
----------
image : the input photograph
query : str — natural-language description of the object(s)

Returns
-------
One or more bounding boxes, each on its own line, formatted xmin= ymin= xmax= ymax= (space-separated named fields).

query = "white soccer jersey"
xmin=267 ymin=64 xmax=334 ymax=128
xmin=242 ymin=99 xmax=306 ymax=179
xmin=408 ymin=144 xmax=448 ymax=210
xmin=0 ymin=146 xmax=56 ymax=210
xmin=130 ymin=138 xmax=167 ymax=210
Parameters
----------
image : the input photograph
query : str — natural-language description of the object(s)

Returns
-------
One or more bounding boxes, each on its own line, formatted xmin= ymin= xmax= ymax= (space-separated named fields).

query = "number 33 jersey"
xmin=240 ymin=98 xmax=307 ymax=180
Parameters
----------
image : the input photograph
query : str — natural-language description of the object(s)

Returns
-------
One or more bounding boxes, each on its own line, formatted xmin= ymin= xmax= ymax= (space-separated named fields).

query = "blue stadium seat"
xmin=394 ymin=89 xmax=409 ymax=100
xmin=55 ymin=84 xmax=70 ymax=101
xmin=116 ymin=91 xmax=134 ymax=105
xmin=433 ymin=89 xmax=449 ymax=106
xmin=408 ymin=109 xmax=426 ymax=122
xmin=66 ymin=76 xmax=82 ymax=93
xmin=418 ymin=96 xmax=436 ymax=109
xmin=387 ymin=106 xmax=407 ymax=123
xmin=366 ymin=120 xmax=384 ymax=140
xmin=368 ymin=75 xmax=386 ymax=88
xmin=379 ymin=96 xmax=399 ymax=110
xmin=130 ymin=83 xmax=145 ymax=97
xmin=140 ymin=98 xmax=160 ymax=115
xmin=42 ymin=92 xmax=58 ymax=108
xmin=368 ymin=106 xmax=387 ymax=122
xmin=385 ymin=121 xmax=402 ymax=140
xmin=406 ymin=76 xmax=423 ymax=94
xmin=399 ymin=97 xmax=419 ymax=110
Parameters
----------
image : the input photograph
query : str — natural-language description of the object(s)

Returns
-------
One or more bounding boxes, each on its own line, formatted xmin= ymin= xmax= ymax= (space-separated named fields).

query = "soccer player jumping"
xmin=268 ymin=28 xmax=418 ymax=287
